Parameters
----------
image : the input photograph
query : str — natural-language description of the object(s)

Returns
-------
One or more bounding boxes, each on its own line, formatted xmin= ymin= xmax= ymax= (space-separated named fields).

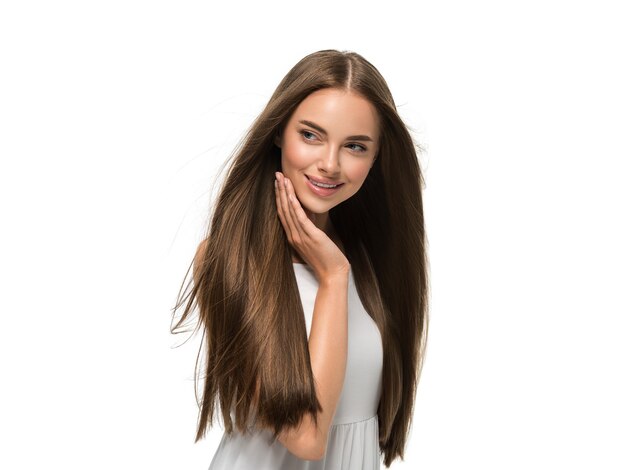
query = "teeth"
xmin=310 ymin=179 xmax=339 ymax=188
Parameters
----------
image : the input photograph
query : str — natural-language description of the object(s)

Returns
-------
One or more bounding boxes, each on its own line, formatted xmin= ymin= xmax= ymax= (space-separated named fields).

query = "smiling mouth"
xmin=306 ymin=175 xmax=344 ymax=189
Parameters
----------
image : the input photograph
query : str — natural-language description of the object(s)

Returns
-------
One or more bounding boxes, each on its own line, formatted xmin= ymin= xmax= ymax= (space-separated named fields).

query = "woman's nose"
xmin=318 ymin=145 xmax=341 ymax=174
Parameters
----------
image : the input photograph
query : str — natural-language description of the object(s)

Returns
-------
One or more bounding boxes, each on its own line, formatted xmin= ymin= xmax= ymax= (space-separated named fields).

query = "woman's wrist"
xmin=318 ymin=269 xmax=350 ymax=288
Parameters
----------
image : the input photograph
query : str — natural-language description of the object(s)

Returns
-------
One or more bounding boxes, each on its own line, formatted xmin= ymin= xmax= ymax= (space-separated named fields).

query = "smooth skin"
xmin=270 ymin=88 xmax=380 ymax=460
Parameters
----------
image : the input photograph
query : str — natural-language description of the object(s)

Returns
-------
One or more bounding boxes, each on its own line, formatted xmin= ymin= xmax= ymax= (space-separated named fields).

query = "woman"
xmin=171 ymin=49 xmax=429 ymax=469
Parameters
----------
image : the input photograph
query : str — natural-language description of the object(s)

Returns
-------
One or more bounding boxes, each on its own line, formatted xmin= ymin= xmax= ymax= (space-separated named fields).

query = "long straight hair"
xmin=171 ymin=49 xmax=429 ymax=467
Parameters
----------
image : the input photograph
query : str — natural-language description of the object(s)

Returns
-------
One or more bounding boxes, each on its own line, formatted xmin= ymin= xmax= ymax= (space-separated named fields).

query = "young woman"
xmin=171 ymin=49 xmax=429 ymax=469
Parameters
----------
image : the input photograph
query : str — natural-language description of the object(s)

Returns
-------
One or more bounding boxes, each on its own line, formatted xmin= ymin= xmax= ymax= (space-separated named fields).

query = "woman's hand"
xmin=274 ymin=171 xmax=350 ymax=281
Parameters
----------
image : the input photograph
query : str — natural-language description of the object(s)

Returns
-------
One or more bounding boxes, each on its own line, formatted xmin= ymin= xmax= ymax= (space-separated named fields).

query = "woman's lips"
xmin=305 ymin=175 xmax=344 ymax=197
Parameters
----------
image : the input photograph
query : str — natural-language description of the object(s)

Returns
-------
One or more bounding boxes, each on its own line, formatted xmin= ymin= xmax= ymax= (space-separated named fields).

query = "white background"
xmin=1 ymin=1 xmax=625 ymax=468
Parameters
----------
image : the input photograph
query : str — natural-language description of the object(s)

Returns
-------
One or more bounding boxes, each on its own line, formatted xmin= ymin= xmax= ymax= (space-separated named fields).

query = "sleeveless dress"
xmin=208 ymin=262 xmax=384 ymax=469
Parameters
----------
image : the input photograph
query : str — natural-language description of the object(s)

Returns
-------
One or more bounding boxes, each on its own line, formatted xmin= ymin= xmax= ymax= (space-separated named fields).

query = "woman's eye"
xmin=347 ymin=143 xmax=367 ymax=153
xmin=301 ymin=130 xmax=317 ymax=141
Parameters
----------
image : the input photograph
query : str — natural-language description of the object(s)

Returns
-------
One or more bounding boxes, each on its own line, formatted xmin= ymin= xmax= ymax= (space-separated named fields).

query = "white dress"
xmin=208 ymin=263 xmax=384 ymax=469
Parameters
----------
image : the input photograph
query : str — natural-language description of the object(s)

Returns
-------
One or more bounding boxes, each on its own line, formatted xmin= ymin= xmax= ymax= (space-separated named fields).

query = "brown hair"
xmin=171 ymin=49 xmax=429 ymax=467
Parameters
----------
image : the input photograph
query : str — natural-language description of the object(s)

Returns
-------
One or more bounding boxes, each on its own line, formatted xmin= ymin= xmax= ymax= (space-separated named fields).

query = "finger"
xmin=277 ymin=173 xmax=299 ymax=242
xmin=286 ymin=181 xmax=317 ymax=238
xmin=284 ymin=178 xmax=309 ymax=239
xmin=280 ymin=176 xmax=302 ymax=242
xmin=274 ymin=177 xmax=292 ymax=240
xmin=285 ymin=179 xmax=305 ymax=244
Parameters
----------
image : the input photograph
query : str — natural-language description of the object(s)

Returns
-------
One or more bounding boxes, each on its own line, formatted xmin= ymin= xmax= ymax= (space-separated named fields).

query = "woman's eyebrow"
xmin=298 ymin=119 xmax=374 ymax=142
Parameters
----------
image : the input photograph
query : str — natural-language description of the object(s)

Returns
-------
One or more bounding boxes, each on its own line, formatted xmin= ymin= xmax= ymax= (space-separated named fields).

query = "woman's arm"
xmin=275 ymin=269 xmax=349 ymax=460
xmin=270 ymin=172 xmax=351 ymax=460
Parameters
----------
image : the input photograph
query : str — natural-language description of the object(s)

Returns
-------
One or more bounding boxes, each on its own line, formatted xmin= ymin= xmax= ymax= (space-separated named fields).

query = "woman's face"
xmin=276 ymin=88 xmax=380 ymax=217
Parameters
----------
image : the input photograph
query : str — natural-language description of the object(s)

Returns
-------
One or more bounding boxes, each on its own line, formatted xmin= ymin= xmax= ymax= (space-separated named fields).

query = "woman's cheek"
xmin=282 ymin=140 xmax=311 ymax=167
xmin=295 ymin=141 xmax=320 ymax=162
xmin=348 ymin=160 xmax=374 ymax=183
